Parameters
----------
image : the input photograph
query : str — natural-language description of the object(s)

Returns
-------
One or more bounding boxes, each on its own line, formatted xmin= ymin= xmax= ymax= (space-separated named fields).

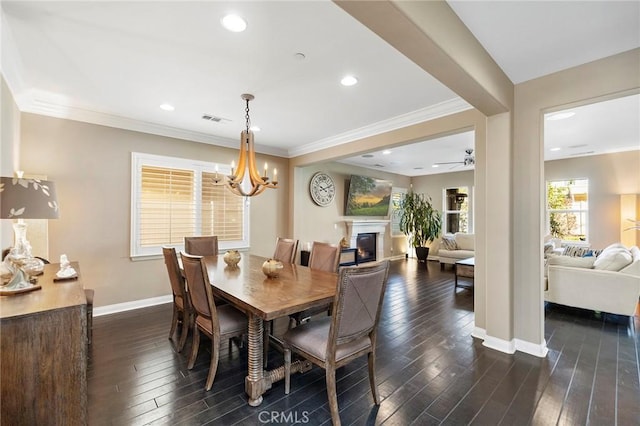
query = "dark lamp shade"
xmin=0 ymin=177 xmax=59 ymax=219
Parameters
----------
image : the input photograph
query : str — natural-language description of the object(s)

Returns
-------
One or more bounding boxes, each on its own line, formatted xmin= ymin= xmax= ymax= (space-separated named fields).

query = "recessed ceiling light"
xmin=249 ymin=126 xmax=260 ymax=132
xmin=549 ymin=147 xmax=561 ymax=152
xmin=294 ymin=52 xmax=306 ymax=61
xmin=382 ymin=150 xmax=392 ymax=155
xmin=547 ymin=111 xmax=575 ymax=121
xmin=160 ymin=103 xmax=175 ymax=111
xmin=341 ymin=75 xmax=358 ymax=86
xmin=432 ymin=164 xmax=440 ymax=168
xmin=221 ymin=14 xmax=247 ymax=32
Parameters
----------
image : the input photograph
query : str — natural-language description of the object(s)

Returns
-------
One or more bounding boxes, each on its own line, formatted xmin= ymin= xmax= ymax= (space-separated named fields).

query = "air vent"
xmin=202 ymin=114 xmax=231 ymax=123
xmin=568 ymin=144 xmax=588 ymax=149
xmin=374 ymin=163 xmax=385 ymax=168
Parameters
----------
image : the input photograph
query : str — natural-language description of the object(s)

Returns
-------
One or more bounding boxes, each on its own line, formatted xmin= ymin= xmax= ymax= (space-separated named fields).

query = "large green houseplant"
xmin=398 ymin=189 xmax=442 ymax=262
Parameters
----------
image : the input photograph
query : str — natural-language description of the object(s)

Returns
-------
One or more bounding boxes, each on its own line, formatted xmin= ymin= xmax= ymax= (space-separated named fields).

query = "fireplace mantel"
xmin=344 ymin=220 xmax=389 ymax=261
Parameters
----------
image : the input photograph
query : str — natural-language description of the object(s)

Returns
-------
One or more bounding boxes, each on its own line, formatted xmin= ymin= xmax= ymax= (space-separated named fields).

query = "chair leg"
xmin=325 ymin=366 xmax=341 ymax=426
xmin=284 ymin=348 xmax=291 ymax=394
xmin=205 ymin=334 xmax=220 ymax=391
xmin=169 ymin=304 xmax=179 ymax=340
xmin=187 ymin=325 xmax=200 ymax=369
xmin=177 ymin=309 xmax=189 ymax=352
xmin=367 ymin=351 xmax=380 ymax=404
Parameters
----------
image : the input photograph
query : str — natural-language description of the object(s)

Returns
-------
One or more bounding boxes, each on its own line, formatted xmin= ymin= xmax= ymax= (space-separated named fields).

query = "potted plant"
xmin=398 ymin=189 xmax=442 ymax=262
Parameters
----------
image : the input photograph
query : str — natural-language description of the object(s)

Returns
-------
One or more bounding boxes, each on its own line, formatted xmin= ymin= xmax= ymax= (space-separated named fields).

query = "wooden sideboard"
xmin=0 ymin=262 xmax=88 ymax=425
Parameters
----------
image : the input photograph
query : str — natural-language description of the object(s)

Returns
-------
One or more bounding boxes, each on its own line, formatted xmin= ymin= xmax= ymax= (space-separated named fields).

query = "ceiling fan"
xmin=434 ymin=148 xmax=475 ymax=168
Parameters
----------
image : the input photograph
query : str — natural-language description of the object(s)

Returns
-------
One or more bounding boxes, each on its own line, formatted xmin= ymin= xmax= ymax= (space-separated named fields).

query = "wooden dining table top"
xmin=202 ymin=254 xmax=338 ymax=321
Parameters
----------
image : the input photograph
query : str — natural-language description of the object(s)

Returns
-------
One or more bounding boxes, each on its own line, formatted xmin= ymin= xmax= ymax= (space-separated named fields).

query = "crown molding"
xmin=287 ymin=98 xmax=472 ymax=158
xmin=14 ymin=93 xmax=289 ymax=157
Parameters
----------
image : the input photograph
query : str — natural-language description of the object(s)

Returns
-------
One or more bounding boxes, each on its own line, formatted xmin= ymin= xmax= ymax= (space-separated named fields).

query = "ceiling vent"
xmin=202 ymin=114 xmax=231 ymax=123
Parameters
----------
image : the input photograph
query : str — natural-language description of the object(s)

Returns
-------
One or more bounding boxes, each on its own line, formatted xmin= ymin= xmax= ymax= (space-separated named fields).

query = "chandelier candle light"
xmin=216 ymin=94 xmax=278 ymax=197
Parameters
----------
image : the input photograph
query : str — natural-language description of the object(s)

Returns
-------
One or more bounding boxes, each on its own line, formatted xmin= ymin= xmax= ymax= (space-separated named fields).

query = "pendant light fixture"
xmin=214 ymin=94 xmax=278 ymax=197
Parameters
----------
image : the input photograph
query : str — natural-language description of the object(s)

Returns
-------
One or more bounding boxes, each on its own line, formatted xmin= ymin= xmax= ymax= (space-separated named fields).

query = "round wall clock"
xmin=309 ymin=172 xmax=336 ymax=206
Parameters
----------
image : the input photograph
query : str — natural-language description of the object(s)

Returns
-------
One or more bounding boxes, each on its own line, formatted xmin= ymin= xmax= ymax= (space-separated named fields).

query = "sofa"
xmin=545 ymin=243 xmax=640 ymax=316
xmin=437 ymin=232 xmax=475 ymax=268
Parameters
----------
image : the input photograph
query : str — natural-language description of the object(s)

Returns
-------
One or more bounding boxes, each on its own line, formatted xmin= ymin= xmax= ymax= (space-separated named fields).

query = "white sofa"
xmin=437 ymin=232 xmax=475 ymax=268
xmin=545 ymin=244 xmax=640 ymax=316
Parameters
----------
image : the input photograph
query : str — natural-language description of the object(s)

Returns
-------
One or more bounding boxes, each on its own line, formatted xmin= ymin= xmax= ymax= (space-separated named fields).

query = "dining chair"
xmin=180 ymin=252 xmax=248 ymax=391
xmin=272 ymin=237 xmax=299 ymax=264
xmin=264 ymin=237 xmax=299 ymax=366
xmin=308 ymin=241 xmax=341 ymax=273
xmin=283 ymin=260 xmax=390 ymax=426
xmin=288 ymin=241 xmax=341 ymax=327
xmin=184 ymin=236 xmax=219 ymax=256
xmin=162 ymin=247 xmax=192 ymax=352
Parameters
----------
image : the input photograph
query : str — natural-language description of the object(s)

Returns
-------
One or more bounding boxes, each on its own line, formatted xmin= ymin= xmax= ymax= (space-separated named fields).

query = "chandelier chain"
xmin=245 ymin=99 xmax=251 ymax=133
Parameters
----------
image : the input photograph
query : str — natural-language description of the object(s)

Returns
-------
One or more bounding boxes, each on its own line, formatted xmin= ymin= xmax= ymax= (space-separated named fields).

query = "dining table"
xmin=200 ymin=253 xmax=338 ymax=406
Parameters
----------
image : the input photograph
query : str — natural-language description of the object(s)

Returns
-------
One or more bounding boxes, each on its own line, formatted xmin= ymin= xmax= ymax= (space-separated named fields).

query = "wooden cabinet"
xmin=0 ymin=262 xmax=88 ymax=425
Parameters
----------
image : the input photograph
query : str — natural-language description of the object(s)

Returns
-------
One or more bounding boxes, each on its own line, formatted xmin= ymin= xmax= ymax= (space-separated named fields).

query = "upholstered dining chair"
xmin=162 ymin=247 xmax=192 ymax=352
xmin=264 ymin=237 xmax=299 ymax=366
xmin=283 ymin=260 xmax=390 ymax=426
xmin=180 ymin=252 xmax=248 ymax=391
xmin=308 ymin=241 xmax=341 ymax=273
xmin=184 ymin=236 xmax=219 ymax=256
xmin=272 ymin=237 xmax=299 ymax=264
xmin=288 ymin=241 xmax=341 ymax=327
xmin=185 ymin=236 xmax=227 ymax=306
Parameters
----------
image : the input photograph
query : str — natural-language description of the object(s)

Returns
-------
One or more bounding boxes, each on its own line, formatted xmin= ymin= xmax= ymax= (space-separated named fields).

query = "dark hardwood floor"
xmin=88 ymin=259 xmax=640 ymax=425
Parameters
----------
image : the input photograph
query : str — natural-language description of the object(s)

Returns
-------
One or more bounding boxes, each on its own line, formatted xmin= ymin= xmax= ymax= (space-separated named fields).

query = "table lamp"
xmin=0 ymin=175 xmax=59 ymax=292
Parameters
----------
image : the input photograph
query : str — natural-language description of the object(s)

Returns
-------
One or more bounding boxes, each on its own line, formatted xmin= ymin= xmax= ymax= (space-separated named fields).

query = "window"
xmin=443 ymin=187 xmax=470 ymax=234
xmin=131 ymin=153 xmax=249 ymax=258
xmin=390 ymin=187 xmax=408 ymax=236
xmin=546 ymin=179 xmax=588 ymax=242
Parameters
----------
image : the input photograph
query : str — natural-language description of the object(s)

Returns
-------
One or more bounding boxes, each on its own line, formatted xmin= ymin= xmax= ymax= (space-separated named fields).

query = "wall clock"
xmin=309 ymin=172 xmax=336 ymax=206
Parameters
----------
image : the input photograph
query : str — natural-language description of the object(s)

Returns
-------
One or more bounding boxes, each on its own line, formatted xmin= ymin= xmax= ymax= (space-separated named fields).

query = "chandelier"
xmin=215 ymin=94 xmax=278 ymax=197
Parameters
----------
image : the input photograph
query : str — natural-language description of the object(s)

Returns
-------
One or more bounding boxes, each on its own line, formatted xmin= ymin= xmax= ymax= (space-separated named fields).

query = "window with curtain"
xmin=546 ymin=179 xmax=589 ymax=243
xmin=131 ymin=153 xmax=249 ymax=258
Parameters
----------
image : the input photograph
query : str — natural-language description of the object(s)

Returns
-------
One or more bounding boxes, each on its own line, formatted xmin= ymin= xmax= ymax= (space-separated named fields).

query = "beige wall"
xmin=1 ymin=75 xmax=21 ymax=248
xmin=293 ymin=161 xmax=411 ymax=259
xmin=19 ymin=113 xmax=290 ymax=307
xmin=513 ymin=48 xmax=640 ymax=347
xmin=545 ymin=150 xmax=640 ymax=249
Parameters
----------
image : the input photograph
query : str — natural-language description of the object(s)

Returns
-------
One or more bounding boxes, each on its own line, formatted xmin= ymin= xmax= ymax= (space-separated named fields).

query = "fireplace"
xmin=344 ymin=220 xmax=389 ymax=263
xmin=356 ymin=233 xmax=376 ymax=263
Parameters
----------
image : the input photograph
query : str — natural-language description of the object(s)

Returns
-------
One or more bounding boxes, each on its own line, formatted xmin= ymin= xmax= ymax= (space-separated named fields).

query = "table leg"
xmin=454 ymin=264 xmax=458 ymax=289
xmin=245 ymin=315 xmax=266 ymax=406
xmin=244 ymin=315 xmax=316 ymax=406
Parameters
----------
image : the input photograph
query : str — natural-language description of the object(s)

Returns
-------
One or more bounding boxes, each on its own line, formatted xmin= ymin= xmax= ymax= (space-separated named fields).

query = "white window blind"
xmin=131 ymin=153 xmax=249 ymax=258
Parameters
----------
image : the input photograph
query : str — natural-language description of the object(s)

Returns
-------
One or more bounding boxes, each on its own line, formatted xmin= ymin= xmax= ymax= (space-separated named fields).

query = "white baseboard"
xmin=473 ymin=326 xmax=547 ymax=358
xmin=471 ymin=326 xmax=486 ymax=339
xmin=515 ymin=338 xmax=548 ymax=358
xmin=482 ymin=335 xmax=516 ymax=354
xmin=94 ymin=294 xmax=172 ymax=317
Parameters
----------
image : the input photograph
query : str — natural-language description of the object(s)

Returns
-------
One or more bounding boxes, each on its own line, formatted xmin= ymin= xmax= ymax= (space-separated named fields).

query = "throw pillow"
xmin=593 ymin=248 xmax=633 ymax=271
xmin=441 ymin=236 xmax=457 ymax=251
xmin=544 ymin=243 xmax=555 ymax=255
xmin=562 ymin=245 xmax=590 ymax=257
